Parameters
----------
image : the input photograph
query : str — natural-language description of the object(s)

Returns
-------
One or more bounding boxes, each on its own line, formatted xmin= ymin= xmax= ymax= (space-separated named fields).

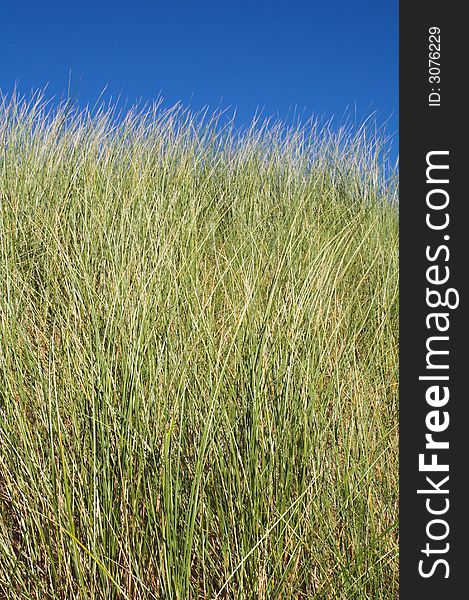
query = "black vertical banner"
xmin=400 ymin=2 xmax=466 ymax=597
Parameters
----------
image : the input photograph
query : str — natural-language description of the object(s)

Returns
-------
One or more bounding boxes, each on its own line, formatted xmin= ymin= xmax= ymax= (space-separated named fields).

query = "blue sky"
xmin=1 ymin=0 xmax=398 ymax=158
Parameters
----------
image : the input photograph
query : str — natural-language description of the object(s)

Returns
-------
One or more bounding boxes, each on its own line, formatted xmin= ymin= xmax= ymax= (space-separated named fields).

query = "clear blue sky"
xmin=1 ymin=0 xmax=398 ymax=156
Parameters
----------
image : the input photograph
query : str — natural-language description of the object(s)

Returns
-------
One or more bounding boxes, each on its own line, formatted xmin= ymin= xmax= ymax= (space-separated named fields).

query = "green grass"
xmin=0 ymin=92 xmax=398 ymax=599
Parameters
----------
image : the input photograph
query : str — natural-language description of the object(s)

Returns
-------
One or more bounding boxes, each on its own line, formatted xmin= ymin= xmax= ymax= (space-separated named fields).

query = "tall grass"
xmin=0 ymin=92 xmax=398 ymax=599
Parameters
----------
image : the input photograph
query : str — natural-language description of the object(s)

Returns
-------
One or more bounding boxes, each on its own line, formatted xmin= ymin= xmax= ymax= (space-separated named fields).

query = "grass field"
xmin=0 ymin=93 xmax=398 ymax=599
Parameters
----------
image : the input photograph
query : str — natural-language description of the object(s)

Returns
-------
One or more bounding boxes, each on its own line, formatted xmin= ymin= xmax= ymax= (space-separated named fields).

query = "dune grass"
xmin=0 ymin=92 xmax=398 ymax=599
